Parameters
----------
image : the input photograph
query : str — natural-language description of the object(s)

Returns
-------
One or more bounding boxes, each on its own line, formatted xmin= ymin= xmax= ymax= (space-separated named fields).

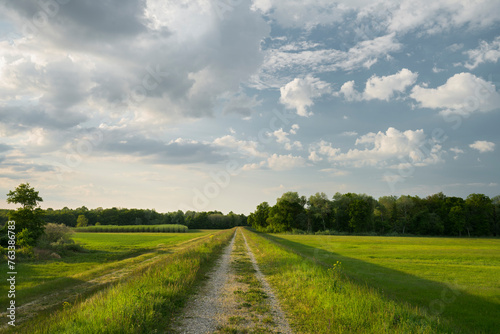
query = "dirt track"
xmin=174 ymin=228 xmax=292 ymax=334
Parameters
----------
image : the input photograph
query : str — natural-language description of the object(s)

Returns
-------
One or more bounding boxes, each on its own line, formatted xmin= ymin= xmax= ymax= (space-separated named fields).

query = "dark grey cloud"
xmin=223 ymin=93 xmax=262 ymax=117
xmin=41 ymin=58 xmax=90 ymax=109
xmin=4 ymin=0 xmax=148 ymax=40
xmin=0 ymin=106 xmax=88 ymax=132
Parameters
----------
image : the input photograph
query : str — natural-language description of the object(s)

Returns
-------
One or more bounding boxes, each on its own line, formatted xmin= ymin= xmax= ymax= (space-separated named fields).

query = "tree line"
xmin=0 ymin=183 xmax=247 ymax=251
xmin=248 ymin=192 xmax=500 ymax=236
xmin=0 ymin=206 xmax=247 ymax=231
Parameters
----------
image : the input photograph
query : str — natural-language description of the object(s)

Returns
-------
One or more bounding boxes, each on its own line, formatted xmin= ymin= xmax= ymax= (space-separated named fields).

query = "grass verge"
xmin=242 ymin=228 xmax=457 ymax=334
xmin=8 ymin=228 xmax=235 ymax=333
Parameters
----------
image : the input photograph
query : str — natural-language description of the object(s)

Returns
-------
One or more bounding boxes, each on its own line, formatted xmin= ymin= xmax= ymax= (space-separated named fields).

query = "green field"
xmin=0 ymin=230 xmax=220 ymax=321
xmin=8 ymin=229 xmax=235 ymax=333
xmin=3 ymin=229 xmax=499 ymax=333
xmin=249 ymin=231 xmax=500 ymax=333
xmin=72 ymin=224 xmax=188 ymax=233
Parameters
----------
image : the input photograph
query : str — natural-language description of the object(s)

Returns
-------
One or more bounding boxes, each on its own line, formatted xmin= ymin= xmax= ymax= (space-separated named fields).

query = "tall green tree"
xmin=465 ymin=194 xmax=492 ymax=236
xmin=76 ymin=215 xmax=89 ymax=227
xmin=5 ymin=183 xmax=45 ymax=247
xmin=248 ymin=202 xmax=270 ymax=231
xmin=307 ymin=192 xmax=331 ymax=232
xmin=267 ymin=192 xmax=307 ymax=232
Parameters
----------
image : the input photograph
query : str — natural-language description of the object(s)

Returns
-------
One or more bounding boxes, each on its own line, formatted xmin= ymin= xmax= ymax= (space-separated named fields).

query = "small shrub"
xmin=290 ymin=228 xmax=306 ymax=235
xmin=38 ymin=223 xmax=73 ymax=247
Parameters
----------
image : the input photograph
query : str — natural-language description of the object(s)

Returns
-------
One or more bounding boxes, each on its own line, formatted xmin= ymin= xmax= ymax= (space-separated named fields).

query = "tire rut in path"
xmin=174 ymin=228 xmax=292 ymax=334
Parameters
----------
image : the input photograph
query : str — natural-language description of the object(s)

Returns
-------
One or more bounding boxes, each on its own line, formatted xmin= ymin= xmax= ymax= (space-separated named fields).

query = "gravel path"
xmin=174 ymin=228 xmax=292 ymax=334
xmin=174 ymin=230 xmax=237 ymax=333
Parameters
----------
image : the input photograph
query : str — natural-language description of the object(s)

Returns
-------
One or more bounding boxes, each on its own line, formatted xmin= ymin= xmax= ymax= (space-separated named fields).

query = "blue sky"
xmin=0 ymin=0 xmax=499 ymax=214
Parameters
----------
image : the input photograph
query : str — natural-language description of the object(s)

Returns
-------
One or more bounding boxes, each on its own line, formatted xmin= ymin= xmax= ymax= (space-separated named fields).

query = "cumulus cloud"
xmin=268 ymin=125 xmax=303 ymax=150
xmin=469 ymin=141 xmax=495 ymax=153
xmin=267 ymin=153 xmax=306 ymax=171
xmin=308 ymin=140 xmax=341 ymax=162
xmin=338 ymin=81 xmax=362 ymax=102
xmin=363 ymin=69 xmax=418 ymax=101
xmin=410 ymin=73 xmax=500 ymax=115
xmin=309 ymin=127 xmax=444 ymax=168
xmin=279 ymin=75 xmax=331 ymax=116
xmin=212 ymin=135 xmax=267 ymax=158
xmin=464 ymin=36 xmax=500 ymax=69
xmin=338 ymin=69 xmax=418 ymax=102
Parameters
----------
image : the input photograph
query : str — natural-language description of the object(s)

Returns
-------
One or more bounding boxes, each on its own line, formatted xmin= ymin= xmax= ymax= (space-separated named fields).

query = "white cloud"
xmin=290 ymin=124 xmax=300 ymax=135
xmin=212 ymin=135 xmax=266 ymax=158
xmin=285 ymin=141 xmax=303 ymax=150
xmin=308 ymin=140 xmax=341 ymax=162
xmin=338 ymin=69 xmax=418 ymax=102
xmin=279 ymin=75 xmax=331 ymax=117
xmin=410 ymin=73 xmax=500 ymax=115
xmin=308 ymin=151 xmax=323 ymax=163
xmin=254 ymin=34 xmax=402 ymax=88
xmin=450 ymin=147 xmax=464 ymax=160
xmin=469 ymin=141 xmax=495 ymax=153
xmin=338 ymin=81 xmax=362 ymax=102
xmin=269 ymin=126 xmax=303 ymax=150
xmin=270 ymin=128 xmax=289 ymax=144
xmin=464 ymin=36 xmax=500 ymax=69
xmin=267 ymin=153 xmax=306 ymax=171
xmin=242 ymin=161 xmax=266 ymax=171
xmin=382 ymin=0 xmax=500 ymax=34
xmin=363 ymin=69 xmax=418 ymax=101
xmin=310 ymin=127 xmax=444 ymax=168
xmin=253 ymin=0 xmax=500 ymax=35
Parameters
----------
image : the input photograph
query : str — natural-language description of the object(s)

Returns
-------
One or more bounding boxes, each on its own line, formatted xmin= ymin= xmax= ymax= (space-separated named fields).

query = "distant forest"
xmin=248 ymin=192 xmax=500 ymax=237
xmin=1 ymin=191 xmax=498 ymax=236
xmin=0 ymin=207 xmax=247 ymax=230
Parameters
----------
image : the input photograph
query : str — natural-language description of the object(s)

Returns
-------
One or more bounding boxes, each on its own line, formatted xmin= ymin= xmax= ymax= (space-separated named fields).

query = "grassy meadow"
xmin=72 ymin=224 xmax=188 ymax=233
xmin=0 ymin=230 xmax=221 ymax=324
xmin=244 ymin=228 xmax=499 ymax=333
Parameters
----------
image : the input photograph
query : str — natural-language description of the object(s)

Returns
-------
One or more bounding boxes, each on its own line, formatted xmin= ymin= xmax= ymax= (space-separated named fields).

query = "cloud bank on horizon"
xmin=0 ymin=0 xmax=499 ymax=213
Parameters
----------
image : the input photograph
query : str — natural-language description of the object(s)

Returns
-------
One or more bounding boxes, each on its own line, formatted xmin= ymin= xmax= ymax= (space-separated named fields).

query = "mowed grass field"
xmin=8 ymin=229 xmax=236 ymax=333
xmin=254 ymin=231 xmax=500 ymax=333
xmin=0 ymin=230 xmax=220 ymax=311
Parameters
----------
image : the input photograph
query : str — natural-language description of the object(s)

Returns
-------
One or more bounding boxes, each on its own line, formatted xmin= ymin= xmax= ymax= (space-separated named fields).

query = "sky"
xmin=0 ymin=0 xmax=499 ymax=214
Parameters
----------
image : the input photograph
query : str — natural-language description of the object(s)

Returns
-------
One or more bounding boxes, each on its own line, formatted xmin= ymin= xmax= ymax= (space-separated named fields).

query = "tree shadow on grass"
xmin=263 ymin=233 xmax=500 ymax=334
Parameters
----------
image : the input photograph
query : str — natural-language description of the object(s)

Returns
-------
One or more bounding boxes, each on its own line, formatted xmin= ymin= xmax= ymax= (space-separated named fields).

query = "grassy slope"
xmin=260 ymin=232 xmax=500 ymax=333
xmin=0 ymin=231 xmax=219 ymax=307
xmin=12 ymin=229 xmax=235 ymax=333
